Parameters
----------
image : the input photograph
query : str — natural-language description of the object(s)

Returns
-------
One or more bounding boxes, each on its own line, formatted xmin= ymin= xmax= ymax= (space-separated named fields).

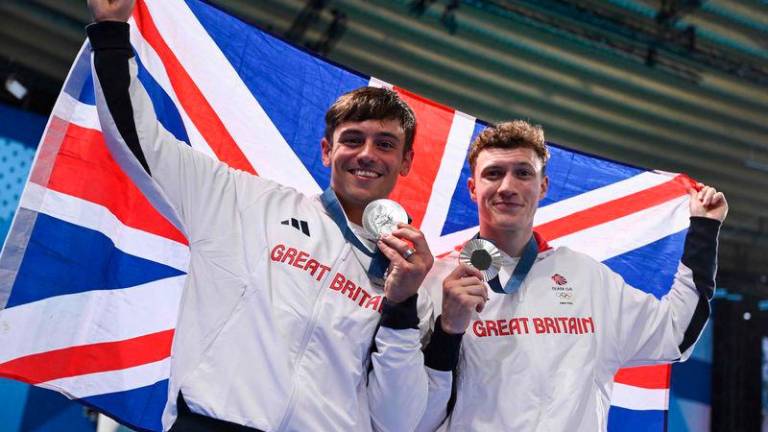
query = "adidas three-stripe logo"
xmin=281 ymin=218 xmax=311 ymax=237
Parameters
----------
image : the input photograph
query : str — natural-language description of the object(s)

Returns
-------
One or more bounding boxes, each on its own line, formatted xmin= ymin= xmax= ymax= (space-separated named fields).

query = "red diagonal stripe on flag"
xmin=389 ymin=87 xmax=454 ymax=228
xmin=44 ymin=121 xmax=188 ymax=245
xmin=0 ymin=329 xmax=174 ymax=385
xmin=133 ymin=0 xmax=256 ymax=174
xmin=535 ymin=174 xmax=694 ymax=241
xmin=614 ymin=364 xmax=671 ymax=390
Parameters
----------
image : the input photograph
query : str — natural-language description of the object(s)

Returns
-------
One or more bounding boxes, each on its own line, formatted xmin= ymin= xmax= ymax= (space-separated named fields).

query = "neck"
xmin=480 ymin=225 xmax=532 ymax=257
xmin=335 ymin=193 xmax=364 ymax=225
xmin=343 ymin=204 xmax=363 ymax=225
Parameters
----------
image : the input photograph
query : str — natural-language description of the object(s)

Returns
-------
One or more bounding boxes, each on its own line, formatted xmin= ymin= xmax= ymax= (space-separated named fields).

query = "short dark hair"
xmin=468 ymin=120 xmax=550 ymax=174
xmin=324 ymin=87 xmax=417 ymax=153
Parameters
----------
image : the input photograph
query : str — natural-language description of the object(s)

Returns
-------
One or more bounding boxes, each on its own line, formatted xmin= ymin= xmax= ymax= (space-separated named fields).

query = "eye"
xmin=516 ymin=168 xmax=534 ymax=178
xmin=483 ymin=169 xmax=503 ymax=179
xmin=377 ymin=140 xmax=396 ymax=150
xmin=340 ymin=136 xmax=363 ymax=146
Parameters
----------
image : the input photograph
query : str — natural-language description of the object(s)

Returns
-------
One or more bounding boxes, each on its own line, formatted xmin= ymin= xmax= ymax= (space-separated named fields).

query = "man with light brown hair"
xmin=417 ymin=120 xmax=727 ymax=431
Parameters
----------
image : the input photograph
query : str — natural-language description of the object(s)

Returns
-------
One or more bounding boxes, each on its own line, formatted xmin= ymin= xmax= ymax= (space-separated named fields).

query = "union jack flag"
xmin=0 ymin=0 xmax=693 ymax=430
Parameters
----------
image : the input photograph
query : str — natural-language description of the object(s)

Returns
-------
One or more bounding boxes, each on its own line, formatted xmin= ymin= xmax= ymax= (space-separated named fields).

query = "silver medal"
xmin=459 ymin=239 xmax=503 ymax=281
xmin=363 ymin=199 xmax=408 ymax=239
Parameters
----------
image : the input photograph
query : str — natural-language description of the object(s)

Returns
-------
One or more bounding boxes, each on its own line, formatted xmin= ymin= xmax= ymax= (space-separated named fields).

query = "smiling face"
xmin=322 ymin=118 xmax=413 ymax=222
xmin=469 ymin=147 xmax=548 ymax=235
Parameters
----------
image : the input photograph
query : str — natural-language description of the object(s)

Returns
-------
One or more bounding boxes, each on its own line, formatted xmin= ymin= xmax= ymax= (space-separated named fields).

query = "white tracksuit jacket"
xmin=417 ymin=221 xmax=719 ymax=431
xmin=87 ymin=22 xmax=431 ymax=432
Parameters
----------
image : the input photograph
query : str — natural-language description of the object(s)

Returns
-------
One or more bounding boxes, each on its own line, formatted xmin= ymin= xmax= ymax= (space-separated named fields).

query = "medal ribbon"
xmin=321 ymin=188 xmax=389 ymax=279
xmin=480 ymin=234 xmax=538 ymax=295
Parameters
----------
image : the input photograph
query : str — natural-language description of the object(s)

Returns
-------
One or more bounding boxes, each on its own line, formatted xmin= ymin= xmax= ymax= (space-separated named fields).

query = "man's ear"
xmin=468 ymin=176 xmax=477 ymax=202
xmin=399 ymin=150 xmax=414 ymax=176
xmin=540 ymin=175 xmax=549 ymax=200
xmin=321 ymin=138 xmax=332 ymax=167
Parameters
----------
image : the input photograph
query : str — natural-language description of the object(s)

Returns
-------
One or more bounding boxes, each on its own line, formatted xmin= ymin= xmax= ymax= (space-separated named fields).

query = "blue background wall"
xmin=669 ymin=319 xmax=713 ymax=432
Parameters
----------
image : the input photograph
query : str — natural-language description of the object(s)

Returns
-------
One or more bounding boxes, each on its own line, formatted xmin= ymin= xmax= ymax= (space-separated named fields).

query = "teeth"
xmin=351 ymin=169 xmax=379 ymax=178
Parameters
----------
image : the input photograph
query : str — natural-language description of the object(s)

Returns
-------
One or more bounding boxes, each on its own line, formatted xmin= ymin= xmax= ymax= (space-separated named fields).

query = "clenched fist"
xmin=88 ymin=0 xmax=135 ymax=22
xmin=689 ymin=183 xmax=728 ymax=223
xmin=440 ymin=264 xmax=488 ymax=335
xmin=377 ymin=223 xmax=434 ymax=304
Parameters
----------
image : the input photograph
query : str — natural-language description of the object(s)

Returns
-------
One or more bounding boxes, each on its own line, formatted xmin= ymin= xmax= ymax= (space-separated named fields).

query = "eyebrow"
xmin=481 ymin=161 xmax=535 ymax=172
xmin=337 ymin=129 xmax=401 ymax=142
xmin=375 ymin=132 xmax=401 ymax=141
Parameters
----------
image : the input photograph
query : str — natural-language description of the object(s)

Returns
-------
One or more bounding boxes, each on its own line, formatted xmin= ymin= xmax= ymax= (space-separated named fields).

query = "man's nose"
xmin=356 ymin=140 xmax=377 ymax=163
xmin=498 ymin=173 xmax=518 ymax=195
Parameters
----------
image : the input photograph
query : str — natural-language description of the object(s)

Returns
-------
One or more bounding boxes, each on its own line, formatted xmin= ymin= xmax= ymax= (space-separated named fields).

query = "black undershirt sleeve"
xmin=86 ymin=21 xmax=152 ymax=175
xmin=678 ymin=216 xmax=721 ymax=353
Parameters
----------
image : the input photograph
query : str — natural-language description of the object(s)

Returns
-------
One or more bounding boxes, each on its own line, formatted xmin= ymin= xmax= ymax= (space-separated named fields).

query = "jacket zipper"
xmin=274 ymin=244 xmax=350 ymax=431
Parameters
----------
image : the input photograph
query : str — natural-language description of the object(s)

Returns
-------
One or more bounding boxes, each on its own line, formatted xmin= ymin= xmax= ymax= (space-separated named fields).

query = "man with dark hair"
xmin=324 ymin=86 xmax=418 ymax=152
xmin=86 ymin=1 xmax=433 ymax=431
xmin=417 ymin=120 xmax=727 ymax=431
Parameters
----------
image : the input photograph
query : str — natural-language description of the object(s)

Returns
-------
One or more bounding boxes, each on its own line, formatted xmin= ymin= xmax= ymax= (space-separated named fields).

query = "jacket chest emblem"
xmin=550 ymin=273 xmax=574 ymax=305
